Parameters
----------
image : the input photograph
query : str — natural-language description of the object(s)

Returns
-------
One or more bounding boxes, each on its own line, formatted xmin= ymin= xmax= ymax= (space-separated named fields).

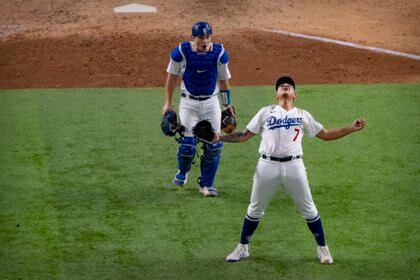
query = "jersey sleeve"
xmin=217 ymin=47 xmax=231 ymax=80
xmin=302 ymin=110 xmax=323 ymax=137
xmin=170 ymin=46 xmax=183 ymax=62
xmin=219 ymin=48 xmax=230 ymax=64
xmin=166 ymin=45 xmax=185 ymax=75
xmin=166 ymin=59 xmax=183 ymax=75
xmin=217 ymin=63 xmax=231 ymax=80
xmin=246 ymin=107 xmax=266 ymax=134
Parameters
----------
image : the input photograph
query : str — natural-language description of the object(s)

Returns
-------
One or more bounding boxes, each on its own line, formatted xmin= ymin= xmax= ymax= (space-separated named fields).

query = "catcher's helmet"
xmin=192 ymin=22 xmax=212 ymax=36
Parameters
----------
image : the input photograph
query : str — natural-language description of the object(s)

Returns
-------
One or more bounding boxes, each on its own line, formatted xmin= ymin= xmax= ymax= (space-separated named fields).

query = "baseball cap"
xmin=275 ymin=76 xmax=295 ymax=90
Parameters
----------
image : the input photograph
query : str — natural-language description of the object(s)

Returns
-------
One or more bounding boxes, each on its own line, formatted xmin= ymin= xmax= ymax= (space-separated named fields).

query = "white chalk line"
xmin=261 ymin=28 xmax=420 ymax=61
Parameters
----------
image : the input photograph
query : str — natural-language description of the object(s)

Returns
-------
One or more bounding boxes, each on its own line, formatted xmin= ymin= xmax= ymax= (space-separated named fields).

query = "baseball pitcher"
xmin=211 ymin=76 xmax=366 ymax=263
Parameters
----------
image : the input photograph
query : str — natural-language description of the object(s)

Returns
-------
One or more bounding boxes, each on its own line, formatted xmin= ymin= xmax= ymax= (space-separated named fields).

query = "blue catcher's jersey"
xmin=170 ymin=42 xmax=228 ymax=96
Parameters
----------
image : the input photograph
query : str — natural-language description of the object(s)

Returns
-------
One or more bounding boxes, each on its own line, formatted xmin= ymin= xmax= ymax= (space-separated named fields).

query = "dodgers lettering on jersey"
xmin=246 ymin=105 xmax=323 ymax=157
xmin=267 ymin=116 xmax=303 ymax=130
xmin=169 ymin=42 xmax=229 ymax=96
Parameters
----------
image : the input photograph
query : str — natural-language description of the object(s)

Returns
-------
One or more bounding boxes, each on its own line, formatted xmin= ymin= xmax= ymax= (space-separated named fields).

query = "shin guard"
xmin=177 ymin=137 xmax=197 ymax=173
xmin=199 ymin=141 xmax=223 ymax=187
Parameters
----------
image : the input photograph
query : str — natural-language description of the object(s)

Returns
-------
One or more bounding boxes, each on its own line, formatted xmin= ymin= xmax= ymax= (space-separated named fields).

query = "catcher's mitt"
xmin=192 ymin=120 xmax=215 ymax=143
xmin=161 ymin=109 xmax=184 ymax=137
xmin=221 ymin=107 xmax=237 ymax=134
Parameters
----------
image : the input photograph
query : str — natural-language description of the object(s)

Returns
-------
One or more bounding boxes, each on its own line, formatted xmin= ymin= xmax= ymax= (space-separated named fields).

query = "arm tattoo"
xmin=220 ymin=129 xmax=253 ymax=143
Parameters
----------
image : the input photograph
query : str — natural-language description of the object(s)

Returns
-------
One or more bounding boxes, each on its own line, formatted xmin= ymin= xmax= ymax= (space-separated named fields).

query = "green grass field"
xmin=1 ymin=84 xmax=419 ymax=280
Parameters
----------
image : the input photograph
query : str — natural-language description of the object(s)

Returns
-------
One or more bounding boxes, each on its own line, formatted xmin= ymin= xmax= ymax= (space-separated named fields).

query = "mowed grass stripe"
xmin=0 ymin=84 xmax=419 ymax=280
xmin=0 ymin=93 xmax=62 ymax=278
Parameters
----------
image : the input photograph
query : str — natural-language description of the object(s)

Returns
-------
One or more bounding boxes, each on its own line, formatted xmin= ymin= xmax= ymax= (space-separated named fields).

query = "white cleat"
xmin=317 ymin=245 xmax=333 ymax=264
xmin=226 ymin=244 xmax=249 ymax=262
xmin=198 ymin=186 xmax=218 ymax=197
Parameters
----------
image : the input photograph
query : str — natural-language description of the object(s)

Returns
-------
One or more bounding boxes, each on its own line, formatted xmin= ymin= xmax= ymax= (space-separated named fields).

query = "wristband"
xmin=220 ymin=89 xmax=231 ymax=106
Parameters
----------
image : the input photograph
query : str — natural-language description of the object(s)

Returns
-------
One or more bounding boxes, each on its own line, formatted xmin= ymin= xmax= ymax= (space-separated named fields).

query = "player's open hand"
xmin=352 ymin=118 xmax=366 ymax=131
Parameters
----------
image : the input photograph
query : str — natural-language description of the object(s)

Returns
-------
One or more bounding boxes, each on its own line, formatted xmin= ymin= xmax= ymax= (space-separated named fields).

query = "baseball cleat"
xmin=173 ymin=171 xmax=188 ymax=187
xmin=226 ymin=243 xmax=249 ymax=262
xmin=317 ymin=245 xmax=333 ymax=264
xmin=198 ymin=186 xmax=218 ymax=197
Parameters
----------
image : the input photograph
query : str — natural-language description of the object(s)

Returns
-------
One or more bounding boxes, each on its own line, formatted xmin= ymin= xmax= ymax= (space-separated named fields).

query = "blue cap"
xmin=192 ymin=22 xmax=212 ymax=36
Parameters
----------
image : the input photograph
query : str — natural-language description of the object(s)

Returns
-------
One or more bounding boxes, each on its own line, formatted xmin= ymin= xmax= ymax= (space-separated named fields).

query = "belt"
xmin=261 ymin=154 xmax=302 ymax=162
xmin=181 ymin=92 xmax=211 ymax=101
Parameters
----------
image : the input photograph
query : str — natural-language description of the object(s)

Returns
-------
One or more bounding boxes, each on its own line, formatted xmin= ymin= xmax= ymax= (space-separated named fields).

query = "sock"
xmin=306 ymin=216 xmax=326 ymax=246
xmin=240 ymin=215 xmax=260 ymax=244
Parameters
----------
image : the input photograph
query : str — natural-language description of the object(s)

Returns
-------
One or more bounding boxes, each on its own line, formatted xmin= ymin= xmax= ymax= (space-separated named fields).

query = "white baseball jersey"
xmin=245 ymin=105 xmax=324 ymax=221
xmin=246 ymin=105 xmax=323 ymax=157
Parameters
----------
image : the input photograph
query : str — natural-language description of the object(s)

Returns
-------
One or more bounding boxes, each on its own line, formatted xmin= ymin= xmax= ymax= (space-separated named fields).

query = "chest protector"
xmin=181 ymin=42 xmax=223 ymax=96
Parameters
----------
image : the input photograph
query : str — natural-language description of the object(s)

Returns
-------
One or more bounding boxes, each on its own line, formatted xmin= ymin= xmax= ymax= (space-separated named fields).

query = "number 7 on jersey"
xmin=293 ymin=128 xmax=300 ymax=141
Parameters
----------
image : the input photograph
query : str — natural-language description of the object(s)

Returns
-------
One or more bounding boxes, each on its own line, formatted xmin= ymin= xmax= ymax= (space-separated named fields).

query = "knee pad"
xmin=178 ymin=137 xmax=197 ymax=158
xmin=177 ymin=137 xmax=197 ymax=173
xmin=203 ymin=141 xmax=224 ymax=157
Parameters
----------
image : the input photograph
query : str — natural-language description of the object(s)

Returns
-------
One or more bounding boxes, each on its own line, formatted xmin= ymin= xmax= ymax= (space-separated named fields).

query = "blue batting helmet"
xmin=192 ymin=22 xmax=212 ymax=36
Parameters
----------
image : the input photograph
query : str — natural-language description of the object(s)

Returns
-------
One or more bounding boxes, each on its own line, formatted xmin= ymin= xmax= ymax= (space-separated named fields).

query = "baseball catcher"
xmin=161 ymin=21 xmax=233 ymax=197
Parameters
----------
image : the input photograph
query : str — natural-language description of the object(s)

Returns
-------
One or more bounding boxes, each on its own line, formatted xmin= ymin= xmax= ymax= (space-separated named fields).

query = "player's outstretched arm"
xmin=215 ymin=129 xmax=255 ymax=143
xmin=316 ymin=118 xmax=366 ymax=141
xmin=162 ymin=74 xmax=178 ymax=115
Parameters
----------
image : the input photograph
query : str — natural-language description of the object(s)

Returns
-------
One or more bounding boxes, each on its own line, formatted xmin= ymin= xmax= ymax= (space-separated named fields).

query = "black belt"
xmin=181 ymin=92 xmax=211 ymax=101
xmin=261 ymin=154 xmax=302 ymax=162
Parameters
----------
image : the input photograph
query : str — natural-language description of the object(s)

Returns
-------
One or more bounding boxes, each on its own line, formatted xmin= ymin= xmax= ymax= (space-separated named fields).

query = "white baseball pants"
xmin=247 ymin=158 xmax=319 ymax=221
xmin=179 ymin=94 xmax=221 ymax=137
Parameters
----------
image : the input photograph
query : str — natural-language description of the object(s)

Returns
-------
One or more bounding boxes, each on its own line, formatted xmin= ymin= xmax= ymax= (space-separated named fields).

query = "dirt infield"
xmin=1 ymin=0 xmax=419 ymax=88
